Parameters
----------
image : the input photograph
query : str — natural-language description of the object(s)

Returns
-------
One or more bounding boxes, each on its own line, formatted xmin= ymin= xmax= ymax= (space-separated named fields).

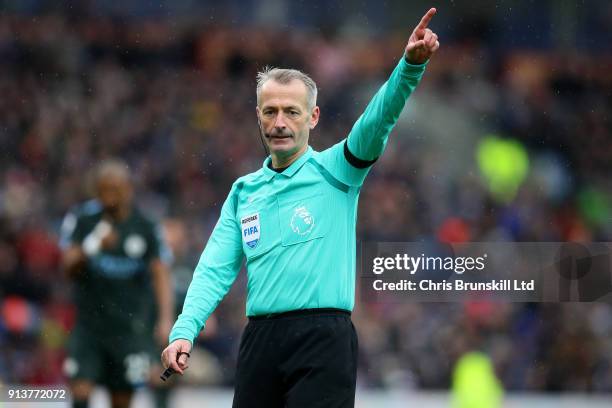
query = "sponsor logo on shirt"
xmin=124 ymin=234 xmax=147 ymax=258
xmin=241 ymin=213 xmax=260 ymax=249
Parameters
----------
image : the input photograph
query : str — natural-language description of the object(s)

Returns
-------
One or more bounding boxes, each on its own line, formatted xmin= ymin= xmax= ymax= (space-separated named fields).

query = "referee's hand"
xmin=161 ymin=339 xmax=192 ymax=375
xmin=405 ymin=7 xmax=440 ymax=65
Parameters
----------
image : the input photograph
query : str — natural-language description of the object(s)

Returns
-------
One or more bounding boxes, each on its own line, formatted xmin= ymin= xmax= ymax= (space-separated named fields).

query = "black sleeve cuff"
xmin=343 ymin=140 xmax=377 ymax=169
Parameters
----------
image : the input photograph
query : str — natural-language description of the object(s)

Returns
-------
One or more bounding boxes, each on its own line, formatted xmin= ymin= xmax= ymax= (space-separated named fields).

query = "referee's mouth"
xmin=267 ymin=132 xmax=294 ymax=140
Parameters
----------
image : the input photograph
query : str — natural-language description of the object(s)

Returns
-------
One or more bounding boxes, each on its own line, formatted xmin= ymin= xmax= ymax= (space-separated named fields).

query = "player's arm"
xmin=147 ymin=222 xmax=176 ymax=345
xmin=59 ymin=211 xmax=86 ymax=278
xmin=150 ymin=258 xmax=175 ymax=345
xmin=59 ymin=209 xmax=113 ymax=279
xmin=161 ymin=183 xmax=244 ymax=374
xmin=62 ymin=245 xmax=86 ymax=279
xmin=60 ymin=215 xmax=117 ymax=279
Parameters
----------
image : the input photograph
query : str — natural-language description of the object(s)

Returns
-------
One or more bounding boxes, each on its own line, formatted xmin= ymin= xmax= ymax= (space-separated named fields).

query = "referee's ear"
xmin=309 ymin=106 xmax=320 ymax=130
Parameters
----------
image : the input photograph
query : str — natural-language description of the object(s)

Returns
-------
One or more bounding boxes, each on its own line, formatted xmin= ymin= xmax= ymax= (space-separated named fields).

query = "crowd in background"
xmin=0 ymin=7 xmax=611 ymax=393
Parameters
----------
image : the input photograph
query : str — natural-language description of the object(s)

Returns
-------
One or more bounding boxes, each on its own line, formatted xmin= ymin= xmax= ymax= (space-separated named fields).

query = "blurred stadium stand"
xmin=0 ymin=0 xmax=611 ymax=404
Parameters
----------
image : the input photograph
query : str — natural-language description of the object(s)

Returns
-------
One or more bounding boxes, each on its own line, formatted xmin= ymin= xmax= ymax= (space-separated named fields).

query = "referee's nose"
xmin=273 ymin=111 xmax=288 ymax=130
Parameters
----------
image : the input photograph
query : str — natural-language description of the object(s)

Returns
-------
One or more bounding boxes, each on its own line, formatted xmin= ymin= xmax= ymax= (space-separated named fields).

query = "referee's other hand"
xmin=161 ymin=339 xmax=192 ymax=375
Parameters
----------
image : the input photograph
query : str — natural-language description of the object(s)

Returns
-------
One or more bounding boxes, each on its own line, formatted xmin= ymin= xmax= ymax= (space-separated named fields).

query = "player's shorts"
xmin=63 ymin=324 xmax=155 ymax=391
xmin=232 ymin=308 xmax=358 ymax=408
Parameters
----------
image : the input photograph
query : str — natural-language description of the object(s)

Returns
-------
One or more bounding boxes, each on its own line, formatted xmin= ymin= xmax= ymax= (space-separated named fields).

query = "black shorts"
xmin=232 ymin=308 xmax=358 ymax=408
xmin=64 ymin=324 xmax=155 ymax=391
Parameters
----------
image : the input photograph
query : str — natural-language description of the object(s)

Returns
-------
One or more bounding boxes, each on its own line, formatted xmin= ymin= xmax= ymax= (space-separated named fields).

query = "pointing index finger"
xmin=417 ymin=8 xmax=437 ymax=30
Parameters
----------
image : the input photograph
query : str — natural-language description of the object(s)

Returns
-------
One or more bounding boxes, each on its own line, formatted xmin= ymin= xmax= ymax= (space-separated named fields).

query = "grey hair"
xmin=256 ymin=67 xmax=318 ymax=110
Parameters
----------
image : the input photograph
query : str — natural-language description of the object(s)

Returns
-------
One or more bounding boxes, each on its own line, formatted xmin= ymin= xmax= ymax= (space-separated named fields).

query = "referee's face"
xmin=257 ymin=79 xmax=319 ymax=164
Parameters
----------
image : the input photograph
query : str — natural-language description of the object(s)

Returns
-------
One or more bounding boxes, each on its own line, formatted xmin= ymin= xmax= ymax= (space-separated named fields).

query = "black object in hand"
xmin=160 ymin=367 xmax=175 ymax=381
xmin=160 ymin=351 xmax=190 ymax=381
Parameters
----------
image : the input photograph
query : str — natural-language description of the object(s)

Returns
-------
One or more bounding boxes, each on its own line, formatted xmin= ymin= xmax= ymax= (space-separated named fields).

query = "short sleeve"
xmin=145 ymin=222 xmax=174 ymax=265
xmin=58 ymin=211 xmax=86 ymax=249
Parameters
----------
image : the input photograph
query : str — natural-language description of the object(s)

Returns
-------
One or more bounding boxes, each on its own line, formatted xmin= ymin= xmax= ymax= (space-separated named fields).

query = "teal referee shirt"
xmin=170 ymin=57 xmax=427 ymax=344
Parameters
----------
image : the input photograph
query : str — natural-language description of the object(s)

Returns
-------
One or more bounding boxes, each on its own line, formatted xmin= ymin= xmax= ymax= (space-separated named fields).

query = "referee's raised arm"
xmin=344 ymin=7 xmax=439 ymax=166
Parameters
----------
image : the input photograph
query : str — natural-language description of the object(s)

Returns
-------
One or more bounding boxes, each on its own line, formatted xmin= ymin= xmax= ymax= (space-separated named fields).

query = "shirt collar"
xmin=262 ymin=146 xmax=313 ymax=180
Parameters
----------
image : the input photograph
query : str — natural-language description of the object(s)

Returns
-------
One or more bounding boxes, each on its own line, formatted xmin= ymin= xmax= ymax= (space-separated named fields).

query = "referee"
xmin=162 ymin=8 xmax=440 ymax=407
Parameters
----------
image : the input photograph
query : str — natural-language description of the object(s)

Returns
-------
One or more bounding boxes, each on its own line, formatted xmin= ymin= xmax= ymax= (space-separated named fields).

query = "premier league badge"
xmin=241 ymin=213 xmax=260 ymax=249
xmin=290 ymin=206 xmax=314 ymax=236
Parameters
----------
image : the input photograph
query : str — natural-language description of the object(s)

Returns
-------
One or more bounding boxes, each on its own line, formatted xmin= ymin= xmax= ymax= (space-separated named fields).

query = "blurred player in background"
xmin=162 ymin=7 xmax=439 ymax=408
xmin=59 ymin=159 xmax=174 ymax=408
